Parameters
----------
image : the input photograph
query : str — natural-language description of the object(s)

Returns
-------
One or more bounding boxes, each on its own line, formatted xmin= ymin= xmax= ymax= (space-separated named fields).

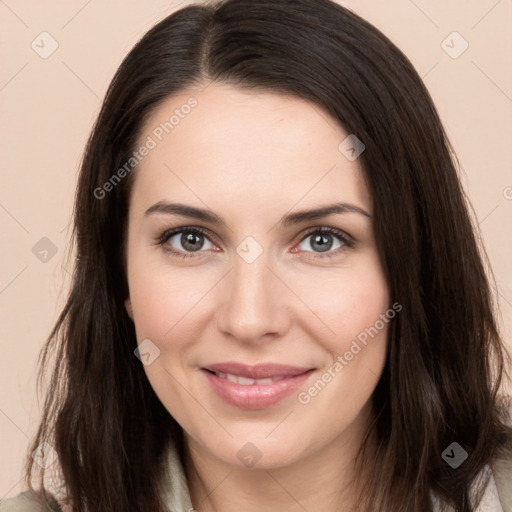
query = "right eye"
xmin=157 ymin=227 xmax=217 ymax=259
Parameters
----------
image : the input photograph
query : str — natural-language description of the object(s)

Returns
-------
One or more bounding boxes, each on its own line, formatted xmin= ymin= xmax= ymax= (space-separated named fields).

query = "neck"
xmin=183 ymin=402 xmax=376 ymax=512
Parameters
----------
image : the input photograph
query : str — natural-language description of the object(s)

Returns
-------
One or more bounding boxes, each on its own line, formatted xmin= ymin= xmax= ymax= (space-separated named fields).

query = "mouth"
xmin=200 ymin=362 xmax=315 ymax=410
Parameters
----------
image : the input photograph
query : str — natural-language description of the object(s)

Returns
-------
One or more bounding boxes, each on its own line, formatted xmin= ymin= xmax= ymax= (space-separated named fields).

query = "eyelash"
xmin=155 ymin=226 xmax=354 ymax=260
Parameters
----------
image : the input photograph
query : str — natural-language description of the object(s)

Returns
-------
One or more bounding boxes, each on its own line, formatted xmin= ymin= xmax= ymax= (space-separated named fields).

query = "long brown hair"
xmin=25 ymin=0 xmax=512 ymax=510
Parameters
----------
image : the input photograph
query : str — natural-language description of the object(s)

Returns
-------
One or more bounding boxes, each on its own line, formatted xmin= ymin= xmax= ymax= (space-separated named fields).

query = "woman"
xmin=2 ymin=0 xmax=511 ymax=510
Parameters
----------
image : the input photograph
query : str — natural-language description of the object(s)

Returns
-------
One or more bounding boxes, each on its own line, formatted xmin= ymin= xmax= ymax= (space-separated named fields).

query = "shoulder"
xmin=491 ymin=395 xmax=512 ymax=511
xmin=0 ymin=490 xmax=61 ymax=512
xmin=492 ymin=445 xmax=512 ymax=512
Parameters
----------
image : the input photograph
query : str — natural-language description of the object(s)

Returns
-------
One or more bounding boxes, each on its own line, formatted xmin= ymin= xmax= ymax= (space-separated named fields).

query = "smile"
xmin=200 ymin=362 xmax=315 ymax=410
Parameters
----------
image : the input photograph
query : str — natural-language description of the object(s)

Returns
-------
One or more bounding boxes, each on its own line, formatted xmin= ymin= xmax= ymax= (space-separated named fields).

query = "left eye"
xmin=295 ymin=228 xmax=350 ymax=255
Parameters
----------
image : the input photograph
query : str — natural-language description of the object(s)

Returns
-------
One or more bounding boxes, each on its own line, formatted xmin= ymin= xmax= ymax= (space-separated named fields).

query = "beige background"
xmin=1 ymin=0 xmax=511 ymax=499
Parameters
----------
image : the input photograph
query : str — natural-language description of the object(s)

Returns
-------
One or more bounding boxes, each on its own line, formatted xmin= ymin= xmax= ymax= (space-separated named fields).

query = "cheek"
xmin=289 ymin=256 xmax=390 ymax=350
xmin=296 ymin=278 xmax=390 ymax=436
xmin=126 ymin=265 xmax=211 ymax=429
xmin=127 ymin=258 xmax=217 ymax=341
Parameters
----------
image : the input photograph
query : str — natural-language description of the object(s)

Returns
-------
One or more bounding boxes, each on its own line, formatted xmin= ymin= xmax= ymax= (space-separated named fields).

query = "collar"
xmin=431 ymin=464 xmax=504 ymax=512
xmin=159 ymin=438 xmax=194 ymax=511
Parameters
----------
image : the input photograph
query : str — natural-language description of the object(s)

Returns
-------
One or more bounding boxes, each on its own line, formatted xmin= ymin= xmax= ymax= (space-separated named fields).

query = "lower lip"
xmin=202 ymin=369 xmax=314 ymax=410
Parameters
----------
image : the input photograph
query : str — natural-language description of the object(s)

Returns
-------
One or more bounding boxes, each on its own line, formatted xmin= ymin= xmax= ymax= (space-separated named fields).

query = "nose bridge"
xmin=216 ymin=244 xmax=287 ymax=342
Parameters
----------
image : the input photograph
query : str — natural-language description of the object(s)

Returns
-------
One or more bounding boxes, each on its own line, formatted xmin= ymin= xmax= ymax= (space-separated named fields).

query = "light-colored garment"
xmin=473 ymin=469 xmax=506 ymax=512
xmin=1 ymin=438 xmax=510 ymax=511
xmin=431 ymin=463 xmax=505 ymax=512
xmin=159 ymin=439 xmax=194 ymax=511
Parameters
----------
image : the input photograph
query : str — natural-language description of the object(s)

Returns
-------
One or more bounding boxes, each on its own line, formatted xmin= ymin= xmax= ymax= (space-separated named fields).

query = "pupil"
xmin=313 ymin=234 xmax=332 ymax=253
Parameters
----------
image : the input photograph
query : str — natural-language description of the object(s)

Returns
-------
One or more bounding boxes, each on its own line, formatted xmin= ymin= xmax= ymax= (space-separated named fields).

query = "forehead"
xmin=131 ymin=82 xmax=371 ymax=216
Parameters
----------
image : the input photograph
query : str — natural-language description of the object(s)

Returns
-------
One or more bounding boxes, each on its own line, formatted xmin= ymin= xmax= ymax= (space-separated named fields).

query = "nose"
xmin=215 ymin=249 xmax=291 ymax=344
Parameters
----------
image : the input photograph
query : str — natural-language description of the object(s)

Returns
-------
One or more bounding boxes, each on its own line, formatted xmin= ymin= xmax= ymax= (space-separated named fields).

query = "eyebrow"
xmin=144 ymin=201 xmax=372 ymax=227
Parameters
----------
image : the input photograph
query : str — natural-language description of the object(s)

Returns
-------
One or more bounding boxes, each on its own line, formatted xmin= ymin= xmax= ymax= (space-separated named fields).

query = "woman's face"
xmin=124 ymin=82 xmax=390 ymax=469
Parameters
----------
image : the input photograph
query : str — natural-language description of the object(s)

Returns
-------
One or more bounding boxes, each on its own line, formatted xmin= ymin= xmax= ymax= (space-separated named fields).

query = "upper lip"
xmin=202 ymin=362 xmax=313 ymax=380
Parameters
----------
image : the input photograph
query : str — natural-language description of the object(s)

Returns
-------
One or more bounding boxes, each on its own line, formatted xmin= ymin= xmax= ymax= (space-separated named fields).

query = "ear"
xmin=125 ymin=298 xmax=134 ymax=321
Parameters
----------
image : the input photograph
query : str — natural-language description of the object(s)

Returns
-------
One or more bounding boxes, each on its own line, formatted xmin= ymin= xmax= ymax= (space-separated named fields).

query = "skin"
xmin=124 ymin=82 xmax=390 ymax=512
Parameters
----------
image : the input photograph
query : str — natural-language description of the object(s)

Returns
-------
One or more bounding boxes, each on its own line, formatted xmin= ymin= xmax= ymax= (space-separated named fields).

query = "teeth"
xmin=238 ymin=376 xmax=256 ymax=385
xmin=254 ymin=378 xmax=273 ymax=385
xmin=215 ymin=372 xmax=282 ymax=385
xmin=226 ymin=373 xmax=239 ymax=383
